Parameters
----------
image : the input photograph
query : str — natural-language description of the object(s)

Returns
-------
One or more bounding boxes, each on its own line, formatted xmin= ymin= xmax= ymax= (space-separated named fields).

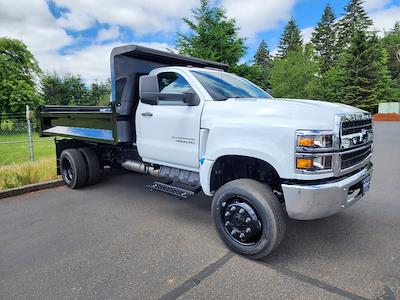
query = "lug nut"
xmin=239 ymin=208 xmax=245 ymax=214
xmin=230 ymin=229 xmax=236 ymax=235
xmin=245 ymin=217 xmax=251 ymax=223
xmin=230 ymin=206 xmax=236 ymax=212
xmin=239 ymin=233 xmax=245 ymax=239
xmin=221 ymin=202 xmax=226 ymax=207
xmin=245 ymin=227 xmax=251 ymax=233
xmin=225 ymin=211 xmax=230 ymax=217
xmin=225 ymin=221 xmax=230 ymax=227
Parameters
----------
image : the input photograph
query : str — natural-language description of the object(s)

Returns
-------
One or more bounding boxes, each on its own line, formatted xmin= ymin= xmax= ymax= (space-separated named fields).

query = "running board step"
xmin=146 ymin=181 xmax=199 ymax=199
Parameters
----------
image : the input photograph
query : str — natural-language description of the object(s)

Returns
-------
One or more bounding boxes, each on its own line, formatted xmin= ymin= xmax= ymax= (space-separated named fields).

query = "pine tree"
xmin=277 ymin=18 xmax=303 ymax=59
xmin=311 ymin=4 xmax=337 ymax=72
xmin=336 ymin=0 xmax=373 ymax=51
xmin=381 ymin=21 xmax=400 ymax=87
xmin=254 ymin=40 xmax=271 ymax=67
xmin=248 ymin=40 xmax=271 ymax=90
xmin=176 ymin=0 xmax=246 ymax=67
xmin=337 ymin=30 xmax=396 ymax=111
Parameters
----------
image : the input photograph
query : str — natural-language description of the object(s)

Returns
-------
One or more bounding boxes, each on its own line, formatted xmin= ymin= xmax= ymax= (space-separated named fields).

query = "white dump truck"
xmin=37 ymin=45 xmax=373 ymax=259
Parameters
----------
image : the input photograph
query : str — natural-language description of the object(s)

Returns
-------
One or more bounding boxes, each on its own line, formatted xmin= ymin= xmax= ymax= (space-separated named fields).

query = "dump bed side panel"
xmin=36 ymin=105 xmax=120 ymax=144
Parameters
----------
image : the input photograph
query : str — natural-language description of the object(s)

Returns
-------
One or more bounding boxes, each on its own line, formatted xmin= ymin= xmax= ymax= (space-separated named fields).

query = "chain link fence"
xmin=0 ymin=106 xmax=54 ymax=166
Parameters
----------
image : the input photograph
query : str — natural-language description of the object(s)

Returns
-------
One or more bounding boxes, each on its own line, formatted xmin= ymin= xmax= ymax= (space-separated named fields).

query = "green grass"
xmin=0 ymin=133 xmax=55 ymax=166
xmin=0 ymin=133 xmax=59 ymax=190
xmin=0 ymin=157 xmax=59 ymax=190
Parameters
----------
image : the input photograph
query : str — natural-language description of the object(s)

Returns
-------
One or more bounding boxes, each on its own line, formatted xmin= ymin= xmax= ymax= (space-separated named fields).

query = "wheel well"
xmin=210 ymin=155 xmax=282 ymax=195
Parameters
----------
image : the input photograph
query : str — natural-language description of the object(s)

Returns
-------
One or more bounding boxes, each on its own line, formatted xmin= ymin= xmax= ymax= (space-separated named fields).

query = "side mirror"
xmin=139 ymin=75 xmax=159 ymax=105
xmin=183 ymin=92 xmax=200 ymax=106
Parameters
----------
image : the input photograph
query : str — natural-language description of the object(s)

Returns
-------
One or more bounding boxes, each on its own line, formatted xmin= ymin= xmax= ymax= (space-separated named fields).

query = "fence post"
xmin=26 ymin=105 xmax=35 ymax=162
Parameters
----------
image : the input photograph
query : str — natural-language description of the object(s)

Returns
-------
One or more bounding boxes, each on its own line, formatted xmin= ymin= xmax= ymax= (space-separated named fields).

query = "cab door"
xmin=136 ymin=70 xmax=203 ymax=170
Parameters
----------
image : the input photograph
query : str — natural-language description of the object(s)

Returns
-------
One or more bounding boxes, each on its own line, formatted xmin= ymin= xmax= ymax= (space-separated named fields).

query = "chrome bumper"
xmin=282 ymin=162 xmax=373 ymax=220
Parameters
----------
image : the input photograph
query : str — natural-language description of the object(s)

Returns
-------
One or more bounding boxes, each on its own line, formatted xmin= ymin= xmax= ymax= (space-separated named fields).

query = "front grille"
xmin=341 ymin=119 xmax=372 ymax=135
xmin=340 ymin=145 xmax=372 ymax=169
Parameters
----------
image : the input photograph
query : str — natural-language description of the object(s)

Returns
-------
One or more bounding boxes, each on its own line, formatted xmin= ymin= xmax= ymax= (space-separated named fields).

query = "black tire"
xmin=60 ymin=149 xmax=88 ymax=189
xmin=78 ymin=147 xmax=101 ymax=185
xmin=211 ymin=179 xmax=286 ymax=259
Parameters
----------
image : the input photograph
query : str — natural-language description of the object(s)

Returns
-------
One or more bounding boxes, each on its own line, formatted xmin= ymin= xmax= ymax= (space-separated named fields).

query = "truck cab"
xmin=37 ymin=45 xmax=373 ymax=259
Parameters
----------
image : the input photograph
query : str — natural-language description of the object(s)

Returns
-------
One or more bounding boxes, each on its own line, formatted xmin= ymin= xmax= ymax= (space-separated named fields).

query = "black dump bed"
xmin=37 ymin=44 xmax=228 ymax=145
xmin=36 ymin=105 xmax=118 ymax=144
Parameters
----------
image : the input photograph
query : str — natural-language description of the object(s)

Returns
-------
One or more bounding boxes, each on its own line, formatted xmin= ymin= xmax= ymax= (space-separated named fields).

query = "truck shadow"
xmin=97 ymin=172 xmax=369 ymax=262
xmin=265 ymin=212 xmax=369 ymax=264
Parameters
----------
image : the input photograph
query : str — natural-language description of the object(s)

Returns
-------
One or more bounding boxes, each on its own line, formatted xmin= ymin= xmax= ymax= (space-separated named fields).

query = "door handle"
xmin=141 ymin=112 xmax=153 ymax=117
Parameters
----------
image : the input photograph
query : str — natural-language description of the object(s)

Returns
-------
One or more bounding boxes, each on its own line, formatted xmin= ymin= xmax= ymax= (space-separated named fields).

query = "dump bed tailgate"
xmin=36 ymin=105 xmax=119 ymax=144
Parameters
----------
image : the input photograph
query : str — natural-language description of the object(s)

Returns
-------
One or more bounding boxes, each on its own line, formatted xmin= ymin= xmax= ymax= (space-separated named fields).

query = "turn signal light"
xmin=297 ymin=137 xmax=314 ymax=147
xmin=296 ymin=158 xmax=313 ymax=169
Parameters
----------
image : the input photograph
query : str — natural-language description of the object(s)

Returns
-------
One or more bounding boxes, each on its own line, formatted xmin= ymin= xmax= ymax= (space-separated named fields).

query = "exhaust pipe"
xmin=122 ymin=160 xmax=160 ymax=177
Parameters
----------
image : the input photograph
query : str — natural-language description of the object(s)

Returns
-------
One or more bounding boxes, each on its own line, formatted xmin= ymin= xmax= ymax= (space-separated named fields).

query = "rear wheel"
xmin=211 ymin=179 xmax=286 ymax=259
xmin=79 ymin=147 xmax=101 ymax=185
xmin=60 ymin=149 xmax=88 ymax=189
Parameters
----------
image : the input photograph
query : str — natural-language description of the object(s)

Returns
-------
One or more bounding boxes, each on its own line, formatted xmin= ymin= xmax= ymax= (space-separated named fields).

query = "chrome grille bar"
xmin=338 ymin=113 xmax=373 ymax=171
xmin=340 ymin=145 xmax=372 ymax=170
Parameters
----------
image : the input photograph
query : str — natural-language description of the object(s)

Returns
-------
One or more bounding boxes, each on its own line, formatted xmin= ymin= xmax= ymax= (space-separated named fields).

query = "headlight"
xmin=295 ymin=130 xmax=336 ymax=172
xmin=296 ymin=131 xmax=333 ymax=150
xmin=296 ymin=155 xmax=332 ymax=171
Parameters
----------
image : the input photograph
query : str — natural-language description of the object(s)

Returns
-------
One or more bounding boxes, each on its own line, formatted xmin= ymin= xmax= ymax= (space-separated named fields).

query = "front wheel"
xmin=211 ymin=179 xmax=286 ymax=259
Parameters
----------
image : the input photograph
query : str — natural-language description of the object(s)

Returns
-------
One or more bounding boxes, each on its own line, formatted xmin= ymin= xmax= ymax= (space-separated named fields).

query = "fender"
xmin=199 ymin=147 xmax=286 ymax=196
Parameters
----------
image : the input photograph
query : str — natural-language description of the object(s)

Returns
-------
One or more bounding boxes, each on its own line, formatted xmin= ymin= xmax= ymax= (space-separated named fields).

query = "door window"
xmin=157 ymin=72 xmax=193 ymax=95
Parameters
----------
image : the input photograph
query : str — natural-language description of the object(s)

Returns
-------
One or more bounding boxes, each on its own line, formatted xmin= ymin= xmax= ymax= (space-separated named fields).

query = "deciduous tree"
xmin=0 ymin=38 xmax=42 ymax=114
xmin=41 ymin=73 xmax=110 ymax=106
xmin=270 ymin=45 xmax=319 ymax=99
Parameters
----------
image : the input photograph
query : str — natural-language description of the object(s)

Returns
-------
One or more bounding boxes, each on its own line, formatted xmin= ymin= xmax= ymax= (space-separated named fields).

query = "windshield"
xmin=191 ymin=70 xmax=272 ymax=101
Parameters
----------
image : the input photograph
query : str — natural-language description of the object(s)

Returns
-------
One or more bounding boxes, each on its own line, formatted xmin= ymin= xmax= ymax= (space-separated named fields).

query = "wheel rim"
xmin=61 ymin=156 xmax=74 ymax=184
xmin=221 ymin=196 xmax=263 ymax=245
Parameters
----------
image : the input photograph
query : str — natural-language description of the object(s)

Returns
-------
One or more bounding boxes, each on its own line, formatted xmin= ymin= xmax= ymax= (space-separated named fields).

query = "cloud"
xmin=301 ymin=27 xmax=314 ymax=44
xmin=0 ymin=0 xmax=174 ymax=82
xmin=370 ymin=5 xmax=400 ymax=34
xmin=57 ymin=12 xmax=95 ymax=31
xmin=222 ymin=0 xmax=297 ymax=38
xmin=0 ymin=0 xmax=72 ymax=53
xmin=97 ymin=26 xmax=120 ymax=42
xmin=52 ymin=0 xmax=198 ymax=35
xmin=40 ymin=42 xmax=173 ymax=82
xmin=363 ymin=0 xmax=390 ymax=12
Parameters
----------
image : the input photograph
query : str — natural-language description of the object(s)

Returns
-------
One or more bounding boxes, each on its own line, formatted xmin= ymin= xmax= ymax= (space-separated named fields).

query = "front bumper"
xmin=282 ymin=162 xmax=373 ymax=220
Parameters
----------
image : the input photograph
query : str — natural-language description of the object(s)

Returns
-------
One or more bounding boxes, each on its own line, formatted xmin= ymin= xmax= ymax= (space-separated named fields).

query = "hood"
xmin=202 ymin=98 xmax=367 ymax=130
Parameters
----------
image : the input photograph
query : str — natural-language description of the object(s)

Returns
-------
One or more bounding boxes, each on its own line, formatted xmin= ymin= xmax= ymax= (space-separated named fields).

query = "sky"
xmin=0 ymin=0 xmax=399 ymax=83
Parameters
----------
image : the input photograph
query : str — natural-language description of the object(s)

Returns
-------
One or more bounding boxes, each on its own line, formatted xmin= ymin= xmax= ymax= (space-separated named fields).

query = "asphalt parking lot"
xmin=0 ymin=122 xmax=399 ymax=299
